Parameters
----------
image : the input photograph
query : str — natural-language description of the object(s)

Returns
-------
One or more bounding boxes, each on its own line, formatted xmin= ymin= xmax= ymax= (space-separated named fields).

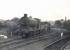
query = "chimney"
xmin=24 ymin=14 xmax=27 ymax=18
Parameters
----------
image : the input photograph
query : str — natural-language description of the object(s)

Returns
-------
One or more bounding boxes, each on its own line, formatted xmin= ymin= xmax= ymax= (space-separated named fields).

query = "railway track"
xmin=0 ymin=35 xmax=48 ymax=50
xmin=0 ymin=36 xmax=22 ymax=44
xmin=43 ymin=36 xmax=70 ymax=50
xmin=0 ymin=34 xmax=50 ymax=50
xmin=0 ymin=31 xmax=59 ymax=50
xmin=0 ymin=29 xmax=67 ymax=50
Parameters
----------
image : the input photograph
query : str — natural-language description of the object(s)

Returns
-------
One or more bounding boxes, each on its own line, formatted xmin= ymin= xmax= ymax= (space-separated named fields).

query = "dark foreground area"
xmin=43 ymin=36 xmax=70 ymax=50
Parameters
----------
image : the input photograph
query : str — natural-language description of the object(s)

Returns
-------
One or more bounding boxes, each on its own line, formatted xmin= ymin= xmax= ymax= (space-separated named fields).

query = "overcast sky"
xmin=0 ymin=0 xmax=69 ymax=21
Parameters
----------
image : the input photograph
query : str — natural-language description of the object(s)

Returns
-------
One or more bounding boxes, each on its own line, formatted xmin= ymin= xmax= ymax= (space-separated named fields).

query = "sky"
xmin=0 ymin=0 xmax=69 ymax=21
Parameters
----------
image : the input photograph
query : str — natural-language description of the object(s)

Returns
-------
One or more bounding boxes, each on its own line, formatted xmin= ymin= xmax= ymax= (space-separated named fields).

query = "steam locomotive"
xmin=8 ymin=14 xmax=45 ymax=38
xmin=8 ymin=14 xmax=49 ymax=38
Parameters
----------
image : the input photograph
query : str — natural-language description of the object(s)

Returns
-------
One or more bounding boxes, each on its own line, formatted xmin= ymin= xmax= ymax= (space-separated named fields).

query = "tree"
xmin=55 ymin=20 xmax=62 ymax=27
xmin=0 ymin=22 xmax=7 ymax=29
xmin=11 ymin=17 xmax=19 ymax=23
xmin=63 ymin=20 xmax=70 ymax=30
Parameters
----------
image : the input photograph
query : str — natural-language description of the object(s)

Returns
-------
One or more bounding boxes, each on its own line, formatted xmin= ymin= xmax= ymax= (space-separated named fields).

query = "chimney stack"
xmin=24 ymin=14 xmax=27 ymax=18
